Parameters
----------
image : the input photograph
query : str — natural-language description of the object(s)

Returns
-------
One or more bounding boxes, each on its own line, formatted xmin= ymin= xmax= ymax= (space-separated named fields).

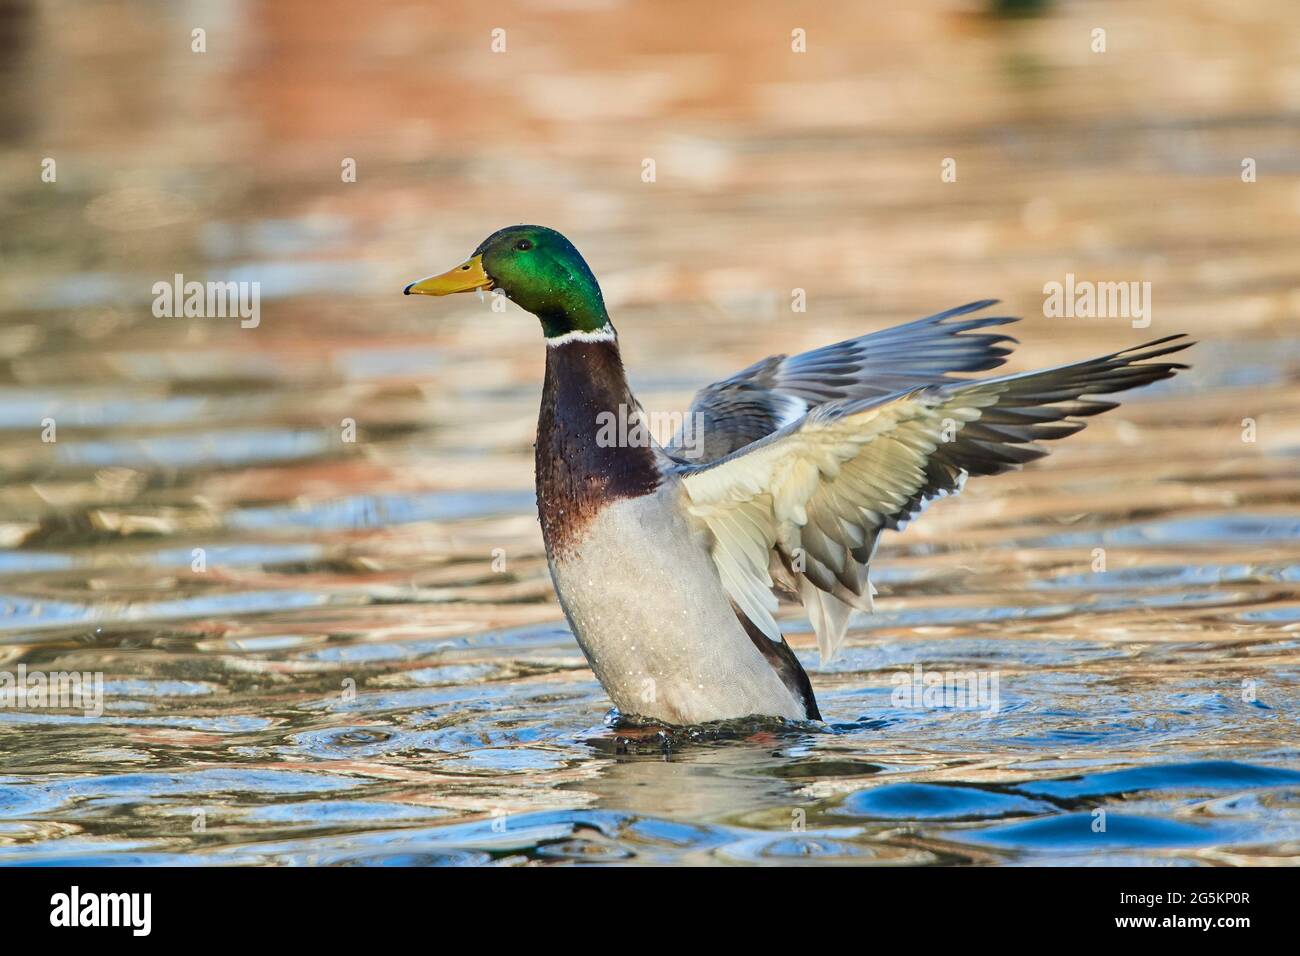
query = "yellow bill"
xmin=404 ymin=255 xmax=493 ymax=296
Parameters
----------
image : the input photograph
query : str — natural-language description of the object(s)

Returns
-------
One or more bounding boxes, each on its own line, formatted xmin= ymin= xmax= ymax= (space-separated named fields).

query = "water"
xmin=0 ymin=0 xmax=1298 ymax=865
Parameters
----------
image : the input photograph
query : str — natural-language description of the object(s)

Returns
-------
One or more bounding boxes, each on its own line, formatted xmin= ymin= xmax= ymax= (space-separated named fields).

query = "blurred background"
xmin=0 ymin=0 xmax=1297 ymax=865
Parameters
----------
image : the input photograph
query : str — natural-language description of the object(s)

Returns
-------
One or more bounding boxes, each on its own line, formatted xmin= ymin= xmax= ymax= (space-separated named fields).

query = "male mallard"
xmin=406 ymin=225 xmax=1191 ymax=725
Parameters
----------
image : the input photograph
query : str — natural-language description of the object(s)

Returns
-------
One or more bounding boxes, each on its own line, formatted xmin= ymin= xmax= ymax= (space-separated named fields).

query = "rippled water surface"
xmin=0 ymin=0 xmax=1298 ymax=865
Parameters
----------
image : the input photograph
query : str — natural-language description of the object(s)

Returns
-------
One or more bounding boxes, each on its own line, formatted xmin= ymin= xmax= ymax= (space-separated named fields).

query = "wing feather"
xmin=679 ymin=334 xmax=1193 ymax=662
xmin=665 ymin=301 xmax=1020 ymax=461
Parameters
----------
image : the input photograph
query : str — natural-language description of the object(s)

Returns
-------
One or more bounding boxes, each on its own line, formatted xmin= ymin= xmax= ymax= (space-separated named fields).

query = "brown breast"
xmin=535 ymin=339 xmax=661 ymax=558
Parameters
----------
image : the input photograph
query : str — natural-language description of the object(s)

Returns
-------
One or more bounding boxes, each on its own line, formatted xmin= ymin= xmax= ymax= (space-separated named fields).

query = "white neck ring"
xmin=546 ymin=324 xmax=616 ymax=346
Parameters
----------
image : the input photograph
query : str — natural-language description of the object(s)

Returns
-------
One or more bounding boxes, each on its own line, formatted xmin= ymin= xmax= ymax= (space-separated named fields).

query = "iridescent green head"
xmin=405 ymin=225 xmax=611 ymax=339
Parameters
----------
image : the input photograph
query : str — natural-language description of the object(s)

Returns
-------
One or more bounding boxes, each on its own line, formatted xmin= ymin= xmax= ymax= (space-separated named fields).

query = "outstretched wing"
xmin=676 ymin=335 xmax=1193 ymax=662
xmin=665 ymin=300 xmax=1018 ymax=462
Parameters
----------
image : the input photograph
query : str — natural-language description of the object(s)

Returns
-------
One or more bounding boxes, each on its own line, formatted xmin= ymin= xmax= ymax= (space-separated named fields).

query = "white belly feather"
xmin=547 ymin=482 xmax=806 ymax=724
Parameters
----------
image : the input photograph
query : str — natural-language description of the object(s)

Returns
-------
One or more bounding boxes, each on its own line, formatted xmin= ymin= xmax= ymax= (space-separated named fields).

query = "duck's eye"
xmin=515 ymin=239 xmax=533 ymax=251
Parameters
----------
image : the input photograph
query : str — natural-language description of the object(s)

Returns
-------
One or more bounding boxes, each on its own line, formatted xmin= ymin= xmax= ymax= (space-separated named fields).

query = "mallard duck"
xmin=405 ymin=225 xmax=1192 ymax=725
